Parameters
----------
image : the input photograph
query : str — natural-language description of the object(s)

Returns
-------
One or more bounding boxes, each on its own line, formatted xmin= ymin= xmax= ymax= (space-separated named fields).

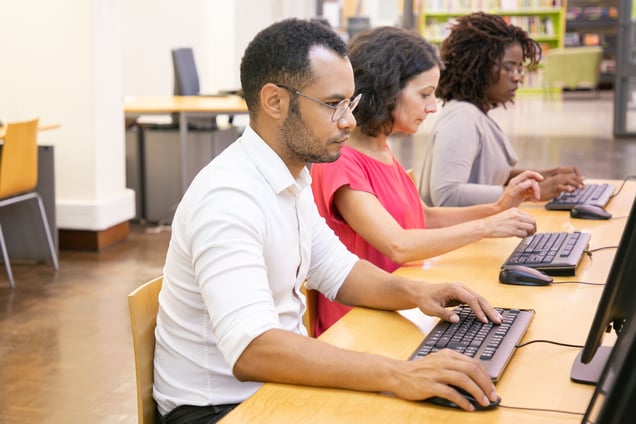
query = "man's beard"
xmin=280 ymin=106 xmax=344 ymax=164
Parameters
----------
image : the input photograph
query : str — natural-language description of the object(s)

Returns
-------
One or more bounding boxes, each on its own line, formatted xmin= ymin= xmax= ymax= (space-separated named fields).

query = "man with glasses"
xmin=154 ymin=18 xmax=502 ymax=424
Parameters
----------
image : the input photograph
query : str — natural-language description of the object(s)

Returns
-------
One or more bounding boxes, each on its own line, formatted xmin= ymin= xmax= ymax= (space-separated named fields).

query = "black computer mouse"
xmin=499 ymin=265 xmax=553 ymax=286
xmin=427 ymin=386 xmax=501 ymax=411
xmin=570 ymin=204 xmax=612 ymax=220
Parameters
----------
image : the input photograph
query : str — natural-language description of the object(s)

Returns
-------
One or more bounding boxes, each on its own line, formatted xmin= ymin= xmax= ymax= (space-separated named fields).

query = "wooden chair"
xmin=405 ymin=168 xmax=416 ymax=185
xmin=0 ymin=118 xmax=59 ymax=288
xmin=302 ymin=285 xmax=318 ymax=338
xmin=128 ymin=276 xmax=163 ymax=424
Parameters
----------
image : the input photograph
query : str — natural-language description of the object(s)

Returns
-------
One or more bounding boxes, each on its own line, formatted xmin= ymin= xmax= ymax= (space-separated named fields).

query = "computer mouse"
xmin=499 ymin=265 xmax=553 ymax=286
xmin=570 ymin=204 xmax=612 ymax=220
xmin=427 ymin=386 xmax=501 ymax=411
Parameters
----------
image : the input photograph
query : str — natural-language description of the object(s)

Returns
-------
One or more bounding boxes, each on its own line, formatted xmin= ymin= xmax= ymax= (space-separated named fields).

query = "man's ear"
xmin=260 ymin=83 xmax=287 ymax=121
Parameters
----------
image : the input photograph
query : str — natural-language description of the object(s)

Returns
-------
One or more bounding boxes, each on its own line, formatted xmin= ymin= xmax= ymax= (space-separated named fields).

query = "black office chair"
xmin=171 ymin=47 xmax=218 ymax=130
xmin=172 ymin=47 xmax=243 ymax=97
xmin=171 ymin=47 xmax=202 ymax=97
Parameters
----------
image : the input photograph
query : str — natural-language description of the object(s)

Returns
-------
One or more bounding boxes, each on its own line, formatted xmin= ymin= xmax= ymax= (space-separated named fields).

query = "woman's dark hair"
xmin=348 ymin=26 xmax=443 ymax=137
xmin=436 ymin=12 xmax=542 ymax=113
xmin=240 ymin=18 xmax=348 ymax=119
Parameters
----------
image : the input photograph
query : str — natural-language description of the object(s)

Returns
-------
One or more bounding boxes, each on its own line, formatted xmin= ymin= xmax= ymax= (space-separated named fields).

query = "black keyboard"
xmin=545 ymin=183 xmax=614 ymax=211
xmin=409 ymin=305 xmax=534 ymax=381
xmin=502 ymin=231 xmax=591 ymax=276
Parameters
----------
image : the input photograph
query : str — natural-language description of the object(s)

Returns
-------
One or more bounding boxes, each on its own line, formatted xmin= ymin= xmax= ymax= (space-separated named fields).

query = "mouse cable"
xmin=498 ymin=403 xmax=584 ymax=416
xmin=586 ymin=245 xmax=618 ymax=254
xmin=582 ymin=245 xmax=618 ymax=261
xmin=515 ymin=339 xmax=583 ymax=349
xmin=609 ymin=175 xmax=636 ymax=198
xmin=551 ymin=281 xmax=604 ymax=286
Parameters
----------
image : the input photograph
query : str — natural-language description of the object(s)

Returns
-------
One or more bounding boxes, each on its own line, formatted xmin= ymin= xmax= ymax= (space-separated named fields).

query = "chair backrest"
xmin=302 ymin=284 xmax=318 ymax=338
xmin=405 ymin=168 xmax=416 ymax=185
xmin=128 ymin=276 xmax=163 ymax=424
xmin=543 ymin=46 xmax=603 ymax=90
xmin=0 ymin=118 xmax=39 ymax=198
xmin=171 ymin=47 xmax=201 ymax=96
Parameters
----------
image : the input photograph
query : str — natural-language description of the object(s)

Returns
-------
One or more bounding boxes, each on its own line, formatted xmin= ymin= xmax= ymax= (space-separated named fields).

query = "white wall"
xmin=122 ymin=0 xmax=316 ymax=96
xmin=0 ymin=0 xmax=133 ymax=231
xmin=0 ymin=0 xmax=316 ymax=231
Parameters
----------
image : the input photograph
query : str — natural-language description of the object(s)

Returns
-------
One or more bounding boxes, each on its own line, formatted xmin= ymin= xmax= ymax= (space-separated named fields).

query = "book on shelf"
xmin=564 ymin=32 xmax=581 ymax=47
xmin=583 ymin=33 xmax=600 ymax=46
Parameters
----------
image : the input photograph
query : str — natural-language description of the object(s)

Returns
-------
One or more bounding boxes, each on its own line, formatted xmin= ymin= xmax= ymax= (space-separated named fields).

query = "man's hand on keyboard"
xmin=415 ymin=282 xmax=502 ymax=326
xmin=394 ymin=349 xmax=498 ymax=411
xmin=479 ymin=208 xmax=537 ymax=238
xmin=497 ymin=170 xmax=543 ymax=208
xmin=539 ymin=166 xmax=585 ymax=200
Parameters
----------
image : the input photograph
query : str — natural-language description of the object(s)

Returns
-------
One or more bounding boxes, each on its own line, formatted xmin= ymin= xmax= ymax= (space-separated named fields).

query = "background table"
xmin=221 ymin=179 xmax=636 ymax=423
xmin=123 ymin=95 xmax=247 ymax=196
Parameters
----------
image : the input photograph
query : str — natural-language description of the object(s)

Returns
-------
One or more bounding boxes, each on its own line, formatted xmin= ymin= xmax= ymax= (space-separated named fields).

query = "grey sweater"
xmin=420 ymin=100 xmax=518 ymax=206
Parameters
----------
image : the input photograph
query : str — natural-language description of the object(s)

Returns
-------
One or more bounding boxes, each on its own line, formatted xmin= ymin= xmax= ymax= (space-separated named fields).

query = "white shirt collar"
xmin=238 ymin=125 xmax=311 ymax=195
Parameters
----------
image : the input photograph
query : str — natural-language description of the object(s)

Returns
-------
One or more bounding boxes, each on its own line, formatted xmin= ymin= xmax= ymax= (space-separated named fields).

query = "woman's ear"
xmin=260 ymin=83 xmax=287 ymax=121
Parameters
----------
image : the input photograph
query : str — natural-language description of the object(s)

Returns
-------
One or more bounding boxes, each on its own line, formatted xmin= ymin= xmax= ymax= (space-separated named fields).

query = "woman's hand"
xmin=481 ymin=208 xmax=537 ymax=238
xmin=538 ymin=167 xmax=585 ymax=201
xmin=497 ymin=170 xmax=543 ymax=209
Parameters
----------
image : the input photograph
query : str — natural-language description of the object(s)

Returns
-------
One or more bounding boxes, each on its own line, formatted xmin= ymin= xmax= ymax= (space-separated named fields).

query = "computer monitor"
xmin=582 ymin=311 xmax=636 ymax=423
xmin=570 ymin=194 xmax=636 ymax=384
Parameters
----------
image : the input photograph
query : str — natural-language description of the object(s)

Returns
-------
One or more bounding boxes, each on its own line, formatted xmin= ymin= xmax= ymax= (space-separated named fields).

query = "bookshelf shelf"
xmin=566 ymin=18 xmax=618 ymax=30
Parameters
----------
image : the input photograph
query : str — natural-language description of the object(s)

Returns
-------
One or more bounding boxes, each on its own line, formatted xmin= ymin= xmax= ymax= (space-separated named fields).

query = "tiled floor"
xmin=0 ymin=91 xmax=635 ymax=423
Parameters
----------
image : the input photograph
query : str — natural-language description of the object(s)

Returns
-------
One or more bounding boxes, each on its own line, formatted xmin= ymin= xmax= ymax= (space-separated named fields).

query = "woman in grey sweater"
xmin=420 ymin=12 xmax=584 ymax=207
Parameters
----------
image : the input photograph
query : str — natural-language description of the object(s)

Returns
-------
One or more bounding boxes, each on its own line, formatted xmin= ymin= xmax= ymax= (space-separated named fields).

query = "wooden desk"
xmin=221 ymin=180 xmax=636 ymax=423
xmin=123 ymin=95 xmax=247 ymax=195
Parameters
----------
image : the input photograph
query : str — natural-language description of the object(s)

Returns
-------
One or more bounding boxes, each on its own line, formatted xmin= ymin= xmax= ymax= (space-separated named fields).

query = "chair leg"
xmin=0 ymin=222 xmax=15 ymax=289
xmin=34 ymin=194 xmax=59 ymax=270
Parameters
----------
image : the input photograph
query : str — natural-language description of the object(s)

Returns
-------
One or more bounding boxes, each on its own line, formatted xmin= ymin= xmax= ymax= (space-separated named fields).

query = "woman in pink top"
xmin=310 ymin=26 xmax=543 ymax=337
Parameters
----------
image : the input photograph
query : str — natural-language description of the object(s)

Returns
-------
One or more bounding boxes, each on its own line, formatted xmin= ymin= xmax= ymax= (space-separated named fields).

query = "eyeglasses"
xmin=500 ymin=62 xmax=526 ymax=79
xmin=276 ymin=84 xmax=362 ymax=122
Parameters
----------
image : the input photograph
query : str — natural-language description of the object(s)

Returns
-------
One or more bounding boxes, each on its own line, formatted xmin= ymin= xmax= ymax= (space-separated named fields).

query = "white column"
xmin=0 ymin=0 xmax=134 ymax=231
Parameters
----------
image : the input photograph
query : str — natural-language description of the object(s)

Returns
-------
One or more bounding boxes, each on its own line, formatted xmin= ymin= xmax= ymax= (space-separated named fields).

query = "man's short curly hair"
xmin=240 ymin=18 xmax=348 ymax=120
xmin=436 ymin=12 xmax=541 ymax=113
xmin=348 ymin=26 xmax=443 ymax=137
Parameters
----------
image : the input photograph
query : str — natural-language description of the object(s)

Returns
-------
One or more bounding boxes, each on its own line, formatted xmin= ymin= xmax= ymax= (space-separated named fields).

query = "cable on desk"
xmin=582 ymin=245 xmax=618 ymax=263
xmin=498 ymin=404 xmax=584 ymax=416
xmin=515 ymin=339 xmax=583 ymax=349
xmin=503 ymin=340 xmax=589 ymax=416
xmin=551 ymin=281 xmax=604 ymax=286
xmin=609 ymin=175 xmax=636 ymax=198
xmin=586 ymin=245 xmax=618 ymax=254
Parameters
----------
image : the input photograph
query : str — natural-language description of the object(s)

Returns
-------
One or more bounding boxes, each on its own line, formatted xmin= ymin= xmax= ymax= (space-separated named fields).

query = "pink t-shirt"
xmin=310 ymin=145 xmax=426 ymax=336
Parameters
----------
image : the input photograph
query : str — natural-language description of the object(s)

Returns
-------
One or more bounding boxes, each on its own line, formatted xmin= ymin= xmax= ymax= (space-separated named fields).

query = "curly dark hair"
xmin=436 ymin=12 xmax=542 ymax=113
xmin=240 ymin=18 xmax=348 ymax=120
xmin=348 ymin=26 xmax=443 ymax=137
